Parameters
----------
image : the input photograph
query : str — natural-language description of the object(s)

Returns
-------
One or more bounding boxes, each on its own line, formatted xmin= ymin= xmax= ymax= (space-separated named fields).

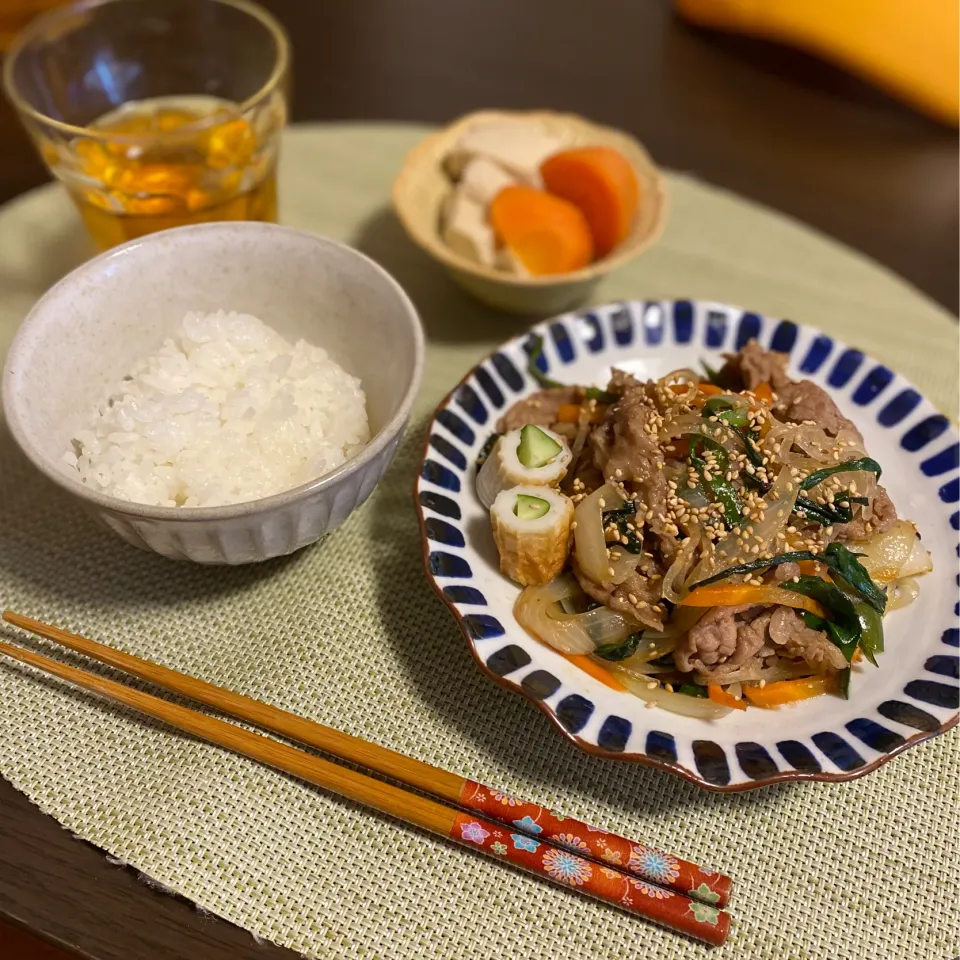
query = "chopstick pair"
xmin=0 ymin=611 xmax=732 ymax=945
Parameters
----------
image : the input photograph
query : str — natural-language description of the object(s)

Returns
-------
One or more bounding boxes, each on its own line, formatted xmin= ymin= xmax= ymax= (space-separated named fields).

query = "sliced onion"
xmin=688 ymin=465 xmax=798 ymax=582
xmin=612 ymin=669 xmax=733 ymax=719
xmin=657 ymin=412 xmax=706 ymax=443
xmin=573 ymin=482 xmax=624 ymax=584
xmin=886 ymin=577 xmax=920 ymax=610
xmin=694 ymin=659 xmax=814 ymax=685
xmin=515 ymin=575 xmax=595 ymax=654
xmin=548 ymin=598 xmax=644 ymax=646
xmin=855 ymin=520 xmax=931 ymax=582
xmin=660 ymin=369 xmax=701 ymax=404
xmin=661 ymin=527 xmax=700 ymax=602
xmin=561 ymin=407 xmax=594 ymax=491
xmin=617 ymin=632 xmax=679 ymax=669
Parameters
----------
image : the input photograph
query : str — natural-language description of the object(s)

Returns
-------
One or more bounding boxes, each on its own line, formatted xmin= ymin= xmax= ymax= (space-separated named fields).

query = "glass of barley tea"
xmin=3 ymin=0 xmax=289 ymax=249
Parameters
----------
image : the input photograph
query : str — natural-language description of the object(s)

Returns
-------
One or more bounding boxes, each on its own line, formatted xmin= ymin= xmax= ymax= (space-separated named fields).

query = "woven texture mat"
xmin=0 ymin=124 xmax=957 ymax=960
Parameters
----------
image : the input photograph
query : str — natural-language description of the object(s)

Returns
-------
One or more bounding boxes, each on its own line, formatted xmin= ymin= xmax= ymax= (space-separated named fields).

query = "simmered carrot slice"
xmin=540 ymin=146 xmax=640 ymax=257
xmin=489 ymin=186 xmax=593 ymax=275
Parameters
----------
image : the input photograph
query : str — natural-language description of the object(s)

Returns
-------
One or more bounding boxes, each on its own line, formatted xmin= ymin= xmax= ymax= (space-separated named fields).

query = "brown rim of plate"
xmin=413 ymin=353 xmax=959 ymax=793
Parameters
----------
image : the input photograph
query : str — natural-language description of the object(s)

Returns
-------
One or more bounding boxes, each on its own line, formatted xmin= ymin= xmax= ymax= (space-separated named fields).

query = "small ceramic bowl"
xmin=3 ymin=222 xmax=424 ymax=564
xmin=393 ymin=109 xmax=668 ymax=316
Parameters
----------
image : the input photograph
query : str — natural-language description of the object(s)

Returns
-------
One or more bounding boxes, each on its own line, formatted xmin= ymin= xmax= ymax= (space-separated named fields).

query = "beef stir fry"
xmin=479 ymin=339 xmax=931 ymax=718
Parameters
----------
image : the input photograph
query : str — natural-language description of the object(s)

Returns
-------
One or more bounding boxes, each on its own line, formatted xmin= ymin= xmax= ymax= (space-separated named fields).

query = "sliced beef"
xmin=606 ymin=368 xmax=641 ymax=394
xmin=674 ymin=604 xmax=770 ymax=674
xmin=833 ymin=484 xmax=897 ymax=542
xmin=767 ymin=607 xmax=847 ymax=671
xmin=588 ymin=387 xmax=677 ymax=563
xmin=498 ymin=386 xmax=582 ymax=432
xmin=676 ymin=603 xmax=847 ymax=678
xmin=718 ymin=340 xmax=790 ymax=391
xmin=775 ymin=379 xmax=862 ymax=441
xmin=773 ymin=561 xmax=801 ymax=583
xmin=571 ymin=557 xmax=664 ymax=631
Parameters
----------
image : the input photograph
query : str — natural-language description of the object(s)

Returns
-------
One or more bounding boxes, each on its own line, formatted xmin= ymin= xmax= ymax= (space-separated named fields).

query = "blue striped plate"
xmin=415 ymin=300 xmax=959 ymax=791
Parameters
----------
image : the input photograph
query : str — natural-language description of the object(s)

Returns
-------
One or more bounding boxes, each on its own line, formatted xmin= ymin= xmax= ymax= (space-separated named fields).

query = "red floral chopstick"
xmin=450 ymin=809 xmax=730 ymax=945
xmin=458 ymin=780 xmax=732 ymax=908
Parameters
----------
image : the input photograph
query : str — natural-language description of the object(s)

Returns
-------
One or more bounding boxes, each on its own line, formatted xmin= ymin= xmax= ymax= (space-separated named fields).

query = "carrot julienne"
xmin=679 ymin=583 xmax=830 ymax=619
xmin=742 ymin=675 xmax=836 ymax=707
xmin=565 ymin=653 xmax=628 ymax=691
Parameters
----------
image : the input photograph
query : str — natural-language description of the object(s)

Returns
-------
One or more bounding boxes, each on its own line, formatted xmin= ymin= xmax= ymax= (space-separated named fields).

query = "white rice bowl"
xmin=65 ymin=310 xmax=370 ymax=507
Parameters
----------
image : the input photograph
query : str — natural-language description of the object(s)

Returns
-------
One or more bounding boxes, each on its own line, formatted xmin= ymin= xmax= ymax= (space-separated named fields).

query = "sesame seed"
xmin=758 ymin=679 xmax=767 ymax=688
xmin=571 ymin=521 xmax=578 ymax=529
xmin=664 ymin=683 xmax=675 ymax=693
xmin=637 ymin=600 xmax=649 ymax=608
xmin=598 ymin=498 xmax=606 ymax=508
xmin=614 ymin=468 xmax=623 ymax=477
xmin=608 ymin=566 xmax=616 ymax=577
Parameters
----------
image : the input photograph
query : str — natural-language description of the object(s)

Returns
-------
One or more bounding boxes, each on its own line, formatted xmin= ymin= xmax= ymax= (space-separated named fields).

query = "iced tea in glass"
xmin=3 ymin=0 xmax=289 ymax=249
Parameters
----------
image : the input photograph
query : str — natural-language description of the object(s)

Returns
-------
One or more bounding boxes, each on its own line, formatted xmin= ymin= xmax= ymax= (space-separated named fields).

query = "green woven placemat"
xmin=0 ymin=124 xmax=957 ymax=960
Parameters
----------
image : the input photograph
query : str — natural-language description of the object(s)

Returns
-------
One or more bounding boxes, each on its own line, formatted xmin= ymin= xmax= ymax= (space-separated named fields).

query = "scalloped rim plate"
xmin=415 ymin=300 xmax=959 ymax=791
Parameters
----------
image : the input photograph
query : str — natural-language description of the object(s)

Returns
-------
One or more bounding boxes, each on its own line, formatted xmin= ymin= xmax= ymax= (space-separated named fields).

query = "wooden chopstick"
xmin=3 ymin=610 xmax=732 ymax=908
xmin=1 ymin=614 xmax=732 ymax=944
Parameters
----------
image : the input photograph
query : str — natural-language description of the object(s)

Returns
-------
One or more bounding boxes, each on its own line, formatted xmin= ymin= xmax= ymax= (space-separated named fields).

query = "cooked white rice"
xmin=64 ymin=310 xmax=370 ymax=507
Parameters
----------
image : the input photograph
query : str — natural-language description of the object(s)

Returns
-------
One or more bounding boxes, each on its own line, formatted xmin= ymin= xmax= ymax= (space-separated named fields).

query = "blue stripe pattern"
xmin=610 ymin=305 xmax=633 ymax=345
xmin=645 ymin=731 xmax=678 ymax=763
xmin=770 ymin=320 xmax=798 ymax=354
xmin=492 ymin=353 xmax=523 ymax=391
xmin=777 ymin=740 xmax=821 ymax=773
xmin=522 ymin=670 xmax=561 ymax=699
xmin=902 ymin=415 xmax=950 ymax=451
xmin=598 ymin=716 xmax=632 ymax=752
xmin=800 ymin=335 xmax=832 ymax=373
xmin=474 ymin=366 xmax=504 ymax=409
xmin=643 ymin=302 xmax=664 ymax=344
xmin=921 ymin=444 xmax=959 ymax=476
xmin=812 ymin=732 xmax=865 ymax=771
xmin=418 ymin=491 xmax=460 ymax=519
xmin=421 ymin=460 xmax=460 ymax=492
xmin=436 ymin=409 xmax=475 ymax=445
xmin=828 ymin=348 xmax=863 ymax=387
xmin=424 ymin=517 xmax=464 ymax=548
xmin=461 ymin=614 xmax=505 ymax=641
xmin=416 ymin=301 xmax=959 ymax=789
xmin=938 ymin=477 xmax=959 ymax=503
xmin=878 ymin=700 xmax=939 ymax=732
xmin=556 ymin=695 xmax=594 ymax=733
xmin=736 ymin=312 xmax=762 ymax=350
xmin=852 ymin=365 xmax=894 ymax=405
xmin=672 ymin=301 xmax=694 ymax=343
xmin=845 ymin=718 xmax=905 ymax=753
xmin=443 ymin=585 xmax=486 ymax=605
xmin=705 ymin=309 xmax=726 ymax=347
xmin=878 ymin=389 xmax=921 ymax=426
xmin=486 ymin=645 xmax=531 ymax=676
xmin=429 ymin=435 xmax=466 ymax=470
xmin=582 ymin=313 xmax=604 ymax=352
xmin=550 ymin=322 xmax=575 ymax=362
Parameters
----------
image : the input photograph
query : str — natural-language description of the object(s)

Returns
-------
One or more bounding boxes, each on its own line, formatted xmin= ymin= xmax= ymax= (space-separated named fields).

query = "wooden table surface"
xmin=1 ymin=2 xmax=957 ymax=958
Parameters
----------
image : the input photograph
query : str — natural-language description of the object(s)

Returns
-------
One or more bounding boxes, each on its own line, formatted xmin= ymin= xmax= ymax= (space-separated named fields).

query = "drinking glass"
xmin=3 ymin=0 xmax=290 ymax=248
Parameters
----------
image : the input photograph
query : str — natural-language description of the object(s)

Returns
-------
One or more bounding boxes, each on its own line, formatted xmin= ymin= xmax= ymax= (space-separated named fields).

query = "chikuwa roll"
xmin=476 ymin=424 xmax=572 ymax=509
xmin=491 ymin=484 xmax=574 ymax=586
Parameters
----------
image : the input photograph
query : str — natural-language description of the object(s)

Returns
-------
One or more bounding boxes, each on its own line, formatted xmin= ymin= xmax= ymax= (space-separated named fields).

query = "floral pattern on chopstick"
xmin=450 ymin=811 xmax=728 ymax=944
xmin=459 ymin=780 xmax=731 ymax=908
